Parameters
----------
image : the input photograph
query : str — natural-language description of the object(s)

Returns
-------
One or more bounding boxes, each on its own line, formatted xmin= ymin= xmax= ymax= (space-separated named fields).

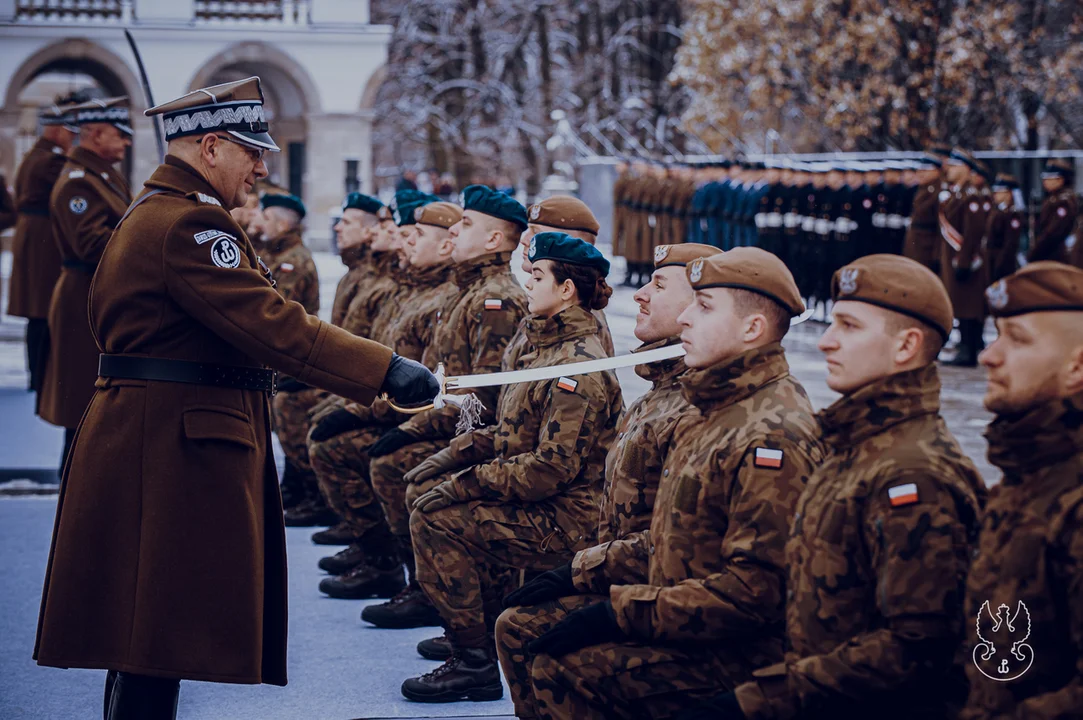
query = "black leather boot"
xmin=318 ymin=542 xmax=366 ymax=574
xmin=400 ymin=629 xmax=502 ymax=703
xmin=107 ymin=672 xmax=180 ymax=720
xmin=318 ymin=555 xmax=405 ymax=599
xmin=417 ymin=633 xmax=452 ymax=661
xmin=311 ymin=521 xmax=360 ymax=546
xmin=283 ymin=496 xmax=339 ymax=527
xmin=360 ymin=583 xmax=441 ymax=628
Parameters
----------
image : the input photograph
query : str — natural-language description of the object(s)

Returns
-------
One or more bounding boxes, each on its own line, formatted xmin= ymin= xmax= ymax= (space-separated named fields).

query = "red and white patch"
xmin=484 ymin=298 xmax=503 ymax=311
xmin=280 ymin=262 xmax=295 ymax=272
xmin=753 ymin=448 xmax=783 ymax=469
xmin=556 ymin=376 xmax=578 ymax=393
xmin=888 ymin=482 xmax=920 ymax=507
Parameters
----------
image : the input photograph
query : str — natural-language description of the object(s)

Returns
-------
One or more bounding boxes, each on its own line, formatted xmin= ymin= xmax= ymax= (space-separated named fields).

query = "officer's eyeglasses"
xmin=209 ymin=133 xmax=266 ymax=163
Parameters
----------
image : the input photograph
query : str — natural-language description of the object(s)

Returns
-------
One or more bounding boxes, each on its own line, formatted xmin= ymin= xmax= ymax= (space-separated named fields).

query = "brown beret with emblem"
xmin=414 ymin=201 xmax=463 ymax=229
xmin=831 ymin=254 xmax=954 ymax=340
xmin=686 ymin=246 xmax=804 ymax=316
xmin=985 ymin=261 xmax=1083 ymax=317
xmin=654 ymin=243 xmax=722 ymax=269
xmin=146 ymin=76 xmax=279 ymax=152
xmin=526 ymin=196 xmax=600 ymax=237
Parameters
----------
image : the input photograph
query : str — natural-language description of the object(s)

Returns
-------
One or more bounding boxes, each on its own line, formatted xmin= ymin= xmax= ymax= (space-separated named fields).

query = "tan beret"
xmin=686 ymin=247 xmax=804 ymax=316
xmin=831 ymin=254 xmax=954 ymax=340
xmin=527 ymin=196 xmax=600 ymax=237
xmin=985 ymin=261 xmax=1083 ymax=317
xmin=414 ymin=201 xmax=463 ymax=229
xmin=654 ymin=243 xmax=722 ymax=268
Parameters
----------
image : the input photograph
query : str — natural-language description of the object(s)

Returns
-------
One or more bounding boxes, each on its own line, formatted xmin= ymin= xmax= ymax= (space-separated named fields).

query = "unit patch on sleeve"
xmin=887 ymin=482 xmax=920 ymax=507
xmin=484 ymin=298 xmax=503 ymax=311
xmin=753 ymin=448 xmax=784 ymax=469
xmin=210 ymin=236 xmax=242 ymax=268
xmin=556 ymin=377 xmax=578 ymax=393
xmin=68 ymin=196 xmax=88 ymax=215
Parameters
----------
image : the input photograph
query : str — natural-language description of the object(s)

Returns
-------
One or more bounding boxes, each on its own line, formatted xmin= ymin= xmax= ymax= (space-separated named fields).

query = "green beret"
xmin=261 ymin=192 xmax=306 ymax=219
xmin=462 ymin=184 xmax=528 ymax=231
xmin=342 ymin=192 xmax=384 ymax=215
xmin=527 ymin=231 xmax=610 ymax=276
xmin=392 ymin=189 xmax=440 ymax=226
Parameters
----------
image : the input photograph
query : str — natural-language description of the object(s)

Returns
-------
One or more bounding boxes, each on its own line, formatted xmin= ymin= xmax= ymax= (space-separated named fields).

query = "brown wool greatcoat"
xmin=39 ymin=147 xmax=132 ymax=428
xmin=7 ymin=138 xmax=68 ymax=319
xmin=34 ymin=156 xmax=393 ymax=686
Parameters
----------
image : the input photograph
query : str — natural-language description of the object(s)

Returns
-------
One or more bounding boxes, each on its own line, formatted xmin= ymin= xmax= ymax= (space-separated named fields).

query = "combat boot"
xmin=283 ymin=497 xmax=339 ymax=527
xmin=311 ymin=521 xmax=359 ymax=546
xmin=360 ymin=584 xmax=441 ymax=628
xmin=318 ymin=559 xmax=404 ymax=599
xmin=400 ymin=628 xmax=502 ymax=703
xmin=417 ymin=633 xmax=452 ymax=661
xmin=318 ymin=542 xmax=366 ymax=574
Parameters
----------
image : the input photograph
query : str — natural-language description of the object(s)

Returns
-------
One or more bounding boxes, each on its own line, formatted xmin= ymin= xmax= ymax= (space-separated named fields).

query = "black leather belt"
xmin=911 ymin=222 xmax=937 ymax=232
xmin=62 ymin=259 xmax=98 ymax=273
xmin=99 ymin=355 xmax=278 ymax=395
xmin=19 ymin=207 xmax=49 ymax=217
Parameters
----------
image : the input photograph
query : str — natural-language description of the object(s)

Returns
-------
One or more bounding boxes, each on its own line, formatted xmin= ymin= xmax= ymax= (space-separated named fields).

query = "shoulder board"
xmin=188 ymin=191 xmax=222 ymax=207
xmin=68 ymin=169 xmax=85 ymax=179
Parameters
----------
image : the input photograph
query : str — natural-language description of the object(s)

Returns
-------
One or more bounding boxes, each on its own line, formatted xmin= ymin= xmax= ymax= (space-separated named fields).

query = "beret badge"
xmin=529 ymin=204 xmax=541 ymax=221
xmin=986 ymin=279 xmax=1009 ymax=311
xmin=654 ymin=245 xmax=670 ymax=263
xmin=528 ymin=237 xmax=538 ymax=260
xmin=392 ymin=208 xmax=401 ymax=225
xmin=414 ymin=207 xmax=425 ymax=221
xmin=689 ymin=257 xmax=704 ymax=283
xmin=838 ymin=267 xmax=859 ymax=296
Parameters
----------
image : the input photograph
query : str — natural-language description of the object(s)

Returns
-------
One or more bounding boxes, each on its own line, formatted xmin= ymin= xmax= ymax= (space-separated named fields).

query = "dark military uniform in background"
xmin=904 ymin=181 xmax=942 ymax=273
xmin=1029 ymin=186 xmax=1078 ymax=265
xmin=984 ymin=200 xmax=1024 ymax=283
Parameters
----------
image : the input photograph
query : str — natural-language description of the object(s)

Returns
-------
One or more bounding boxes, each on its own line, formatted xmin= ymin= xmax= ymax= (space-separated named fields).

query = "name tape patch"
xmin=753 ymin=448 xmax=784 ymax=469
xmin=888 ymin=482 xmax=920 ymax=507
xmin=194 ymin=229 xmax=236 ymax=245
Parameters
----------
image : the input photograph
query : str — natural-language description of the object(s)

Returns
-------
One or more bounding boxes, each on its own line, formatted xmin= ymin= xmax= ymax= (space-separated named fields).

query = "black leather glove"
xmin=275 ymin=376 xmax=310 ymax=393
xmin=503 ymin=563 xmax=575 ymax=608
xmin=674 ymin=692 xmax=745 ymax=720
xmin=368 ymin=427 xmax=415 ymax=458
xmin=380 ymin=353 xmax=440 ymax=406
xmin=309 ymin=408 xmax=366 ymax=443
xmin=528 ymin=601 xmax=623 ymax=656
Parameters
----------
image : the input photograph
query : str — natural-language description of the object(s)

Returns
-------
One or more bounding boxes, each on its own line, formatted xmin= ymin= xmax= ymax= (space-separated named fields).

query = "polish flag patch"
xmin=753 ymin=448 xmax=783 ymax=469
xmin=484 ymin=298 xmax=503 ymax=311
xmin=556 ymin=377 xmax=578 ymax=393
xmin=280 ymin=263 xmax=295 ymax=272
xmin=888 ymin=482 xmax=920 ymax=507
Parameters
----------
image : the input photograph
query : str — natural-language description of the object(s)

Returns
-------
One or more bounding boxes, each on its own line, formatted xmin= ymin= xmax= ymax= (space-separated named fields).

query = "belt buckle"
xmin=270 ymin=370 xmax=279 ymax=397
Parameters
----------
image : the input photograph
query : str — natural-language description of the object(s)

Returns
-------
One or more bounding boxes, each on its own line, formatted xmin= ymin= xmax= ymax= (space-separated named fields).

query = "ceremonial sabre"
xmin=124 ymin=29 xmax=166 ymax=161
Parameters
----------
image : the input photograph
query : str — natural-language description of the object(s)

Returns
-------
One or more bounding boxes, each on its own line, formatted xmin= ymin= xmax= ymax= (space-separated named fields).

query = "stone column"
xmin=303 ymin=112 xmax=373 ymax=245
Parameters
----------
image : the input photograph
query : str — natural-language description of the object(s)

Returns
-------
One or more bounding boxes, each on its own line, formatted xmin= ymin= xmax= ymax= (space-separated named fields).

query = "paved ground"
xmin=0 ymin=246 xmax=997 ymax=718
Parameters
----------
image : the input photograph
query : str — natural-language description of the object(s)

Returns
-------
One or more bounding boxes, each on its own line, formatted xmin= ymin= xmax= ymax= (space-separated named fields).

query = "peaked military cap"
xmin=654 ymin=243 xmax=722 ymax=269
xmin=38 ymin=103 xmax=78 ymax=133
xmin=985 ymin=262 xmax=1083 ymax=317
xmin=686 ymin=247 xmax=804 ymax=316
xmin=392 ymin=189 xmax=439 ymax=226
xmin=832 ymin=254 xmax=954 ymax=340
xmin=415 ymin=201 xmax=463 ymax=229
xmin=146 ymin=77 xmax=279 ymax=152
xmin=526 ymin=196 xmax=600 ymax=236
xmin=949 ymin=148 xmax=992 ymax=180
xmin=918 ymin=156 xmax=943 ymax=169
xmin=462 ymin=185 xmax=528 ymax=231
xmin=527 ymin=231 xmax=610 ymax=276
xmin=1041 ymin=158 xmax=1075 ymax=180
xmin=928 ymin=142 xmax=953 ymax=158
xmin=70 ymin=97 xmax=132 ymax=136
xmin=343 ymin=192 xmax=384 ymax=215
xmin=991 ymin=173 xmax=1020 ymax=192
xmin=261 ymin=192 xmax=306 ymax=220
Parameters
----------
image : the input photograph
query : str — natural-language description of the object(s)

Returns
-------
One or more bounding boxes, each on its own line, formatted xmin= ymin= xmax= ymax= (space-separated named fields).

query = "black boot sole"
xmin=361 ymin=604 xmax=442 ymax=629
xmin=400 ymin=681 xmax=504 ymax=703
xmin=319 ymin=575 xmax=406 ymax=600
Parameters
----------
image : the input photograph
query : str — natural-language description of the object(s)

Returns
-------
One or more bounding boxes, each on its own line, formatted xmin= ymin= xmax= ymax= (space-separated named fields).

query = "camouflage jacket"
xmin=397 ymin=251 xmax=525 ymax=440
xmin=573 ymin=344 xmax=822 ymax=678
xmin=450 ymin=304 xmax=623 ymax=548
xmin=504 ymin=309 xmax=615 ymax=369
xmin=736 ymin=365 xmax=986 ymax=720
xmin=259 ymin=229 xmax=319 ymax=314
xmin=331 ymin=246 xmax=371 ymax=327
xmin=368 ymin=261 xmax=415 ymax=346
xmin=588 ymin=337 xmax=688 ymax=547
xmin=961 ymin=391 xmax=1083 ymax=720
xmin=340 ymin=251 xmax=399 ymax=338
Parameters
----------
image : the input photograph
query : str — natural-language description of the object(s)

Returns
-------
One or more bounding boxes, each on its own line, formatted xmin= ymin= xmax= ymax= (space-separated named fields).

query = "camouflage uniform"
xmin=496 ymin=338 xmax=689 ymax=718
xmin=961 ymin=391 xmax=1083 ymax=719
xmin=734 ymin=365 xmax=986 ymax=720
xmin=411 ymin=305 xmax=623 ymax=635
xmin=531 ymin=344 xmax=823 ymax=720
xmin=341 ymin=251 xmax=399 ymax=338
xmin=331 ymin=246 xmax=372 ymax=327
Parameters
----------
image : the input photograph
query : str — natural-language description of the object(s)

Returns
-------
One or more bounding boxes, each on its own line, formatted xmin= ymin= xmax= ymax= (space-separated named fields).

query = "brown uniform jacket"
xmin=7 ymin=138 xmax=68 ymax=319
xmin=1029 ymin=188 xmax=1078 ymax=264
xmin=40 ymin=147 xmax=132 ymax=428
xmin=984 ymin=203 xmax=1024 ymax=283
xmin=573 ymin=344 xmax=822 ymax=683
xmin=962 ymin=392 xmax=1083 ymax=720
xmin=398 ymin=251 xmax=526 ymax=440
xmin=330 ymin=246 xmax=371 ymax=327
xmin=941 ymin=186 xmax=990 ymax=320
xmin=33 ymin=155 xmax=393 ymax=686
xmin=903 ymin=183 xmax=941 ymax=272
xmin=258 ymin=229 xmax=319 ymax=314
xmin=736 ymin=365 xmax=985 ymax=720
xmin=450 ymin=304 xmax=623 ymax=547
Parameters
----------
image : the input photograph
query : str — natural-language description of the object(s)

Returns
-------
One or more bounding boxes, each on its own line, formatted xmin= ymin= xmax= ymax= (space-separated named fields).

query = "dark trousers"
xmin=60 ymin=427 xmax=76 ymax=476
xmin=25 ymin=318 xmax=49 ymax=396
xmin=104 ymin=670 xmax=180 ymax=720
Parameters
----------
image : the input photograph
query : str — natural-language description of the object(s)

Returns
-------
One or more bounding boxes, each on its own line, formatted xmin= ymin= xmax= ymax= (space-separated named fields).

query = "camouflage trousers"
xmin=496 ymin=595 xmax=603 ymax=718
xmin=410 ymin=499 xmax=578 ymax=635
xmin=368 ymin=439 xmax=448 ymax=538
xmin=531 ymin=639 xmax=728 ymax=720
xmin=308 ymin=425 xmax=386 ymax=538
xmin=272 ymin=387 xmax=327 ymax=496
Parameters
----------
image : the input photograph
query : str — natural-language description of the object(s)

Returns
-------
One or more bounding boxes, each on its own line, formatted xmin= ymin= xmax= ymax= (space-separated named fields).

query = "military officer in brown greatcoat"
xmin=6 ymin=102 xmax=78 ymax=403
xmin=984 ymin=173 xmax=1025 ymax=284
xmin=1029 ymin=159 xmax=1079 ymax=265
xmin=902 ymin=156 xmax=945 ymax=273
xmin=33 ymin=77 xmax=438 ymax=719
xmin=39 ymin=97 xmax=133 ymax=469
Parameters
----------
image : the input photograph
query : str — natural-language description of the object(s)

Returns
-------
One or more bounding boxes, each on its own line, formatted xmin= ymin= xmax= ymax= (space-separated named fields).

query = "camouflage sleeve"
xmin=1030 ymin=196 xmax=1078 ymax=262
xmin=609 ymin=439 xmax=812 ymax=642
xmin=571 ymin=531 xmax=651 ymax=594
xmin=1014 ymin=502 xmax=1083 ymax=719
xmin=735 ymin=472 xmax=973 ymax=720
xmin=470 ymin=376 xmax=606 ymax=502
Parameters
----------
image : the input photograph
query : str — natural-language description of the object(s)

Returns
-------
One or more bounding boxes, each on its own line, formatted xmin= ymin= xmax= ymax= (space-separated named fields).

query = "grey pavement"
xmin=0 ymin=246 xmax=996 ymax=718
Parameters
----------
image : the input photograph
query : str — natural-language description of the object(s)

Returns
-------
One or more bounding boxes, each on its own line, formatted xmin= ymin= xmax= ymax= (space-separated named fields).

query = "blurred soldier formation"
xmin=8 ymin=87 xmax=1083 ymax=720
